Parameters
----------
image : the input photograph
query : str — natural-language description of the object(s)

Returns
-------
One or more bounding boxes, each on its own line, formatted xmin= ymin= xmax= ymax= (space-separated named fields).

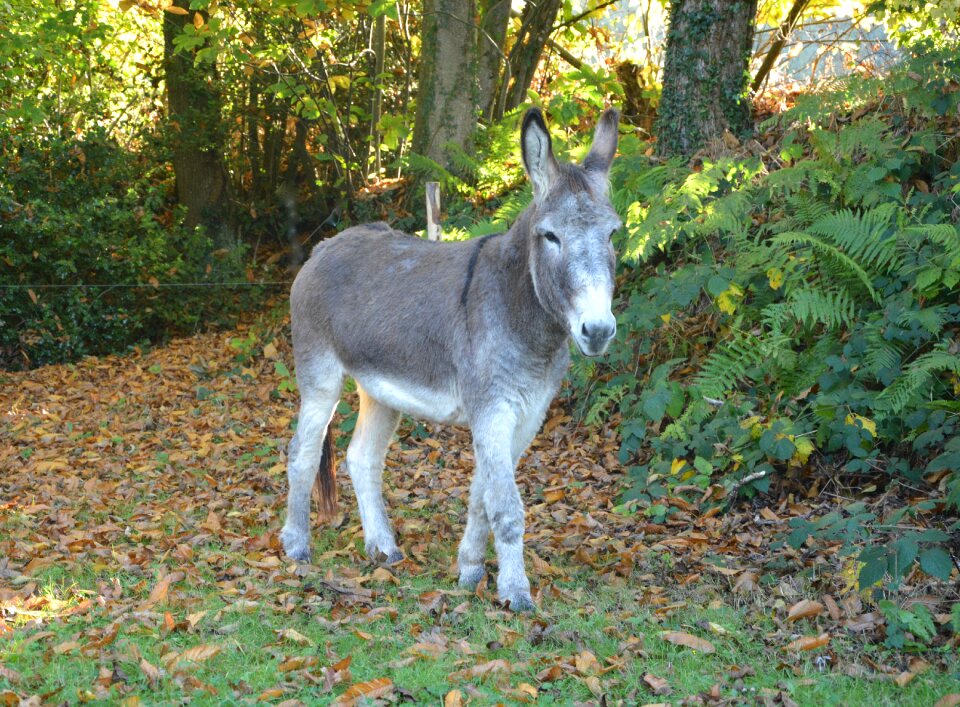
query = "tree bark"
xmin=656 ymin=0 xmax=758 ymax=157
xmin=477 ymin=0 xmax=511 ymax=120
xmin=411 ymin=0 xmax=478 ymax=174
xmin=162 ymin=0 xmax=234 ymax=246
xmin=501 ymin=0 xmax=562 ymax=116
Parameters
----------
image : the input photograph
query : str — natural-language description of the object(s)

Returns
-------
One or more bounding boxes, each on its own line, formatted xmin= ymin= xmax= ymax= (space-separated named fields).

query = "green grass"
xmin=2 ymin=555 xmax=957 ymax=705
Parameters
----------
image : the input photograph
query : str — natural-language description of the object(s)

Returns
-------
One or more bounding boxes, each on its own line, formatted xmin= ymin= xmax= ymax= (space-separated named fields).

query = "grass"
xmin=2 ymin=551 xmax=958 ymax=706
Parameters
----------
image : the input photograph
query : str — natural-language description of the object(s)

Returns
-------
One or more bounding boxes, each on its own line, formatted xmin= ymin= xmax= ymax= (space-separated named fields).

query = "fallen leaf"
xmin=444 ymin=690 xmax=463 ymax=707
xmin=139 ymin=658 xmax=161 ymax=687
xmin=660 ymin=631 xmax=716 ymax=654
xmin=783 ymin=633 xmax=830 ymax=652
xmin=277 ymin=628 xmax=313 ymax=646
xmin=643 ymin=673 xmax=672 ymax=695
xmin=787 ymin=600 xmax=824 ymax=622
xmin=174 ymin=644 xmax=222 ymax=666
xmin=140 ymin=571 xmax=185 ymax=610
xmin=330 ymin=677 xmax=393 ymax=707
xmin=934 ymin=695 xmax=960 ymax=707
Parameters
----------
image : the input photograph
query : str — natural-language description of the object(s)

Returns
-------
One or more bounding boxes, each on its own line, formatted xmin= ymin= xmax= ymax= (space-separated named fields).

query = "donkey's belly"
xmin=354 ymin=373 xmax=467 ymax=425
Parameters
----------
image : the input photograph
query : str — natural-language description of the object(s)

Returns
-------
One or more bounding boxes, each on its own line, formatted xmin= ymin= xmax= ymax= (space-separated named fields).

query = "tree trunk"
xmin=656 ymin=0 xmax=758 ymax=157
xmin=163 ymin=0 xmax=234 ymax=245
xmin=411 ymin=0 xmax=478 ymax=174
xmin=501 ymin=0 xmax=562 ymax=116
xmin=477 ymin=0 xmax=511 ymax=120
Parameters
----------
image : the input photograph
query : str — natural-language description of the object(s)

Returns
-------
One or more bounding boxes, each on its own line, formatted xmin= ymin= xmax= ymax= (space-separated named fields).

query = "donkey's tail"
xmin=312 ymin=429 xmax=337 ymax=524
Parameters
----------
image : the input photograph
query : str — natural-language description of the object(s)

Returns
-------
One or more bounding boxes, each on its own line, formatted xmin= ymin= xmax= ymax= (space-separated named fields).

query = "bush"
xmin=0 ymin=129 xmax=248 ymax=368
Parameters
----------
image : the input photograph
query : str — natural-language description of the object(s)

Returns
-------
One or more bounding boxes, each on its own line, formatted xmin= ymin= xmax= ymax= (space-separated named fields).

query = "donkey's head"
xmin=521 ymin=107 xmax=620 ymax=357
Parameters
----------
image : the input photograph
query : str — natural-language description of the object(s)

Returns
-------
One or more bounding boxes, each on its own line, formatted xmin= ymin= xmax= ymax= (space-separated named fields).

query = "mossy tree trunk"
xmin=411 ymin=0 xmax=479 ymax=175
xmin=656 ymin=0 xmax=758 ymax=157
xmin=163 ymin=0 xmax=235 ymax=246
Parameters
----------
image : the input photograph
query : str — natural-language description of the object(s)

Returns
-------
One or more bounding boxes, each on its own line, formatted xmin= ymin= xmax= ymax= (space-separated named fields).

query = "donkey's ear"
xmin=583 ymin=107 xmax=620 ymax=175
xmin=521 ymin=108 xmax=559 ymax=200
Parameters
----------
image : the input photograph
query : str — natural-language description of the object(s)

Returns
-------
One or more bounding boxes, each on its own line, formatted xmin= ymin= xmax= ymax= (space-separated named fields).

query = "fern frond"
xmin=771 ymin=231 xmax=879 ymax=302
xmin=810 ymin=204 xmax=901 ymax=275
xmin=765 ymin=287 xmax=856 ymax=330
xmin=876 ymin=350 xmax=960 ymax=413
xmin=693 ymin=332 xmax=767 ymax=397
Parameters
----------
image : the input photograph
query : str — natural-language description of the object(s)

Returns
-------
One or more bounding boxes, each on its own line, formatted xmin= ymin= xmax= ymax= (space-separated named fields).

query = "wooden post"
xmin=425 ymin=181 xmax=441 ymax=241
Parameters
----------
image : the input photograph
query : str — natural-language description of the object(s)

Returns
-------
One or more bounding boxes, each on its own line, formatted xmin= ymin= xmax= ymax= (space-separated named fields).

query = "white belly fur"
xmin=354 ymin=373 xmax=467 ymax=425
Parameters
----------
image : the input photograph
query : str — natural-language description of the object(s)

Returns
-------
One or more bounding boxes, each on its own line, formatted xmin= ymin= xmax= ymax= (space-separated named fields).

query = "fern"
xmin=763 ymin=287 xmax=856 ymax=331
xmin=693 ymin=332 xmax=768 ymax=397
xmin=771 ymin=231 xmax=879 ymax=302
xmin=809 ymin=204 xmax=902 ymax=275
xmin=877 ymin=350 xmax=960 ymax=413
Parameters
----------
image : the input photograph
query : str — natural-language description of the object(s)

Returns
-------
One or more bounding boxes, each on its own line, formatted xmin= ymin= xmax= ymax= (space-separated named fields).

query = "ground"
xmin=1 ymin=315 xmax=958 ymax=706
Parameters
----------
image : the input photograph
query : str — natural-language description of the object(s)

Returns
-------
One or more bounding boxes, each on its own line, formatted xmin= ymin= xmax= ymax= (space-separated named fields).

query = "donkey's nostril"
xmin=581 ymin=323 xmax=590 ymax=337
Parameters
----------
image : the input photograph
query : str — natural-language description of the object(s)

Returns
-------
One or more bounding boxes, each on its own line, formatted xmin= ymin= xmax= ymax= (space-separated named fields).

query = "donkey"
xmin=281 ymin=107 xmax=621 ymax=611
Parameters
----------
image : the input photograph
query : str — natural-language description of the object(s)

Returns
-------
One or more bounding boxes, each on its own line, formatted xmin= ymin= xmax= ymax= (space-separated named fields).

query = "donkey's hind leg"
xmin=347 ymin=386 xmax=402 ymax=563
xmin=281 ymin=364 xmax=342 ymax=562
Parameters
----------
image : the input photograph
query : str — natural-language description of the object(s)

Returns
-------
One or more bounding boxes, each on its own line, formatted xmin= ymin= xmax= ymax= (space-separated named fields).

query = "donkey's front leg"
xmin=471 ymin=408 xmax=533 ymax=611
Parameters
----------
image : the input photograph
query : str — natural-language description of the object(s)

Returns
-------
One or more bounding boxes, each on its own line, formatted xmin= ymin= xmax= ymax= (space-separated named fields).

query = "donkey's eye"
xmin=542 ymin=230 xmax=560 ymax=245
xmin=609 ymin=228 xmax=619 ymax=241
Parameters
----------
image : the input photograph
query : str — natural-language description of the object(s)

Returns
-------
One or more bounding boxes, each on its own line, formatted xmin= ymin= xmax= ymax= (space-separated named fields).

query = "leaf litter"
xmin=0 ymin=319 xmax=958 ymax=703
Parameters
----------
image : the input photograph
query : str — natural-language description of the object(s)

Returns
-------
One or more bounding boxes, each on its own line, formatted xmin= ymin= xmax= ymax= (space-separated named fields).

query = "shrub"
xmin=0 ymin=129 xmax=248 ymax=368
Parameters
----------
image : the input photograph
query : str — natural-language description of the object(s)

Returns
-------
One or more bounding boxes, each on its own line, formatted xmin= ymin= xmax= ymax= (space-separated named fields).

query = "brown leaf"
xmin=278 ymin=657 xmax=312 ymax=673
xmin=660 ymin=631 xmax=716 ymax=654
xmin=330 ymin=677 xmax=393 ymax=707
xmin=894 ymin=671 xmax=916 ymax=687
xmin=139 ymin=658 xmax=161 ymax=687
xmin=787 ymin=599 xmax=824 ymax=622
xmin=934 ymin=695 xmax=960 ymax=707
xmin=140 ymin=571 xmax=185 ymax=609
xmin=783 ymin=633 xmax=830 ymax=652
xmin=822 ymin=594 xmax=841 ymax=621
xmin=444 ymin=690 xmax=463 ymax=707
xmin=277 ymin=628 xmax=313 ymax=646
xmin=0 ymin=666 xmax=22 ymax=685
xmin=163 ymin=5 xmax=189 ymax=14
xmin=175 ymin=643 xmax=222 ymax=666
xmin=448 ymin=659 xmax=512 ymax=682
xmin=733 ymin=570 xmax=759 ymax=593
xmin=643 ymin=673 xmax=672 ymax=695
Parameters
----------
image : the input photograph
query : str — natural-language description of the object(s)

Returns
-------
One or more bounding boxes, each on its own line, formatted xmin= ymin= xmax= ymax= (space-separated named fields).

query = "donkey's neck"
xmin=493 ymin=208 xmax=569 ymax=359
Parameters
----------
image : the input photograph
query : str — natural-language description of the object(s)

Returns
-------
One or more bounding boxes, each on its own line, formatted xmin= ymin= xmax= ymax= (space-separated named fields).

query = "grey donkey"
xmin=280 ymin=107 xmax=621 ymax=611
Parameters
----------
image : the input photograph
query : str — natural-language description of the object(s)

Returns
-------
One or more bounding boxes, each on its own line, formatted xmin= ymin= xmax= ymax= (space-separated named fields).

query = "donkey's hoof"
xmin=280 ymin=527 xmax=311 ymax=563
xmin=502 ymin=592 xmax=535 ymax=613
xmin=458 ymin=564 xmax=485 ymax=590
xmin=378 ymin=549 xmax=405 ymax=566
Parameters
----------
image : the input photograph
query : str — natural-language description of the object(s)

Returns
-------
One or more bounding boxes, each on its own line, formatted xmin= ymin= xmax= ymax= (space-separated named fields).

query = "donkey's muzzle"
xmin=576 ymin=318 xmax=616 ymax=357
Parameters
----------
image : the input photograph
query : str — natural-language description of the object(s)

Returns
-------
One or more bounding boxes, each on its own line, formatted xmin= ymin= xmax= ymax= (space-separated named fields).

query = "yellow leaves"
xmin=193 ymin=11 xmax=204 ymax=29
xmin=659 ymin=631 xmax=716 ymax=654
xmin=845 ymin=413 xmax=877 ymax=438
xmin=660 ymin=312 xmax=671 ymax=324
xmin=327 ymin=75 xmax=351 ymax=94
xmin=767 ymin=267 xmax=784 ymax=290
xmin=670 ymin=458 xmax=686 ymax=475
xmin=163 ymin=5 xmax=189 ymax=15
xmin=715 ymin=282 xmax=743 ymax=315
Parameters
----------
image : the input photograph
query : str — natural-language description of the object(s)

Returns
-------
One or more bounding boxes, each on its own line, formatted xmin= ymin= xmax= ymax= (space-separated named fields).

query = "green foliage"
xmin=0 ymin=130 xmax=248 ymax=368
xmin=560 ymin=44 xmax=960 ymax=584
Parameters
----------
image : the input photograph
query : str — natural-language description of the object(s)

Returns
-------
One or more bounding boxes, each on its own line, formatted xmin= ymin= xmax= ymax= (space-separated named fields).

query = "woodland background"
xmin=1 ymin=0 xmax=960 ymax=704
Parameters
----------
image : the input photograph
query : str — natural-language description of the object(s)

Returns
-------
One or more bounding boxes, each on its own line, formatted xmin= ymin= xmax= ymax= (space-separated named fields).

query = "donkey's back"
xmin=293 ymin=223 xmax=474 ymax=370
